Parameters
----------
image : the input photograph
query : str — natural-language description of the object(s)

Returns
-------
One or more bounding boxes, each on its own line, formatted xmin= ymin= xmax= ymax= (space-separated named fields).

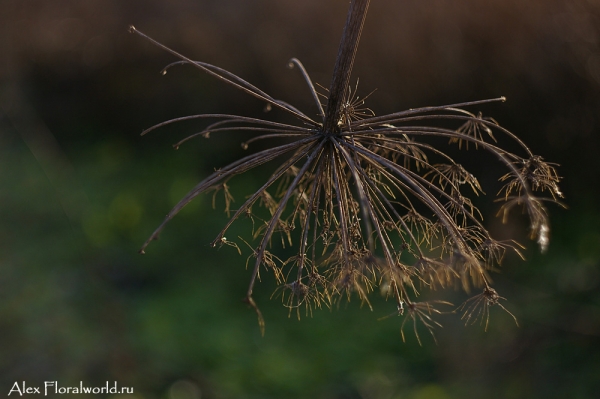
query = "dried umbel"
xmin=132 ymin=0 xmax=562 ymax=340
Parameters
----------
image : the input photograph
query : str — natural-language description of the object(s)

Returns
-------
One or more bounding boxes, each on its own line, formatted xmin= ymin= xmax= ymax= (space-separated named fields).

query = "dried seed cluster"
xmin=131 ymin=23 xmax=562 ymax=341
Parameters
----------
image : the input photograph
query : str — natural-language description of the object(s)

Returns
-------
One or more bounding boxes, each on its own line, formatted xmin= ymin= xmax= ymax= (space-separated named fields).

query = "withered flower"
xmin=132 ymin=0 xmax=562 ymax=339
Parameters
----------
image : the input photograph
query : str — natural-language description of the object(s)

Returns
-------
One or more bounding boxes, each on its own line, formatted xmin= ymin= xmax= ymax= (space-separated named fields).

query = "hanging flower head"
xmin=131 ymin=0 xmax=562 ymax=340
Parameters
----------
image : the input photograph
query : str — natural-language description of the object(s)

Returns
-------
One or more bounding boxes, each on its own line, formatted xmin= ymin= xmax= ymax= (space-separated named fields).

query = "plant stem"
xmin=322 ymin=0 xmax=371 ymax=135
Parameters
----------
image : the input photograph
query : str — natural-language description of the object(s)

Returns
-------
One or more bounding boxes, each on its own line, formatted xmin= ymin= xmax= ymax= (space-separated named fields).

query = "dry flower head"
xmin=130 ymin=0 xmax=563 ymax=342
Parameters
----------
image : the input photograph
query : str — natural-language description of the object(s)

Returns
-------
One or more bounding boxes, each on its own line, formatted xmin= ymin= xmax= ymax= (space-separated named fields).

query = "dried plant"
xmin=131 ymin=0 xmax=563 ymax=340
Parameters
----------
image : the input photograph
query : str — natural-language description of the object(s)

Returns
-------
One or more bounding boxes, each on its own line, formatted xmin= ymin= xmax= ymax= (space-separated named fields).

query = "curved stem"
xmin=288 ymin=58 xmax=325 ymax=119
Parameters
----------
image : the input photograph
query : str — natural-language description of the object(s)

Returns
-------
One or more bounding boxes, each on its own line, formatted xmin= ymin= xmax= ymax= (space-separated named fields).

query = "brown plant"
xmin=132 ymin=0 xmax=562 ymax=340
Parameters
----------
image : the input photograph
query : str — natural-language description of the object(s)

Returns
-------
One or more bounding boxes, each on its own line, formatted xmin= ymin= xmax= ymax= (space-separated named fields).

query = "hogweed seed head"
xmin=132 ymin=0 xmax=562 ymax=340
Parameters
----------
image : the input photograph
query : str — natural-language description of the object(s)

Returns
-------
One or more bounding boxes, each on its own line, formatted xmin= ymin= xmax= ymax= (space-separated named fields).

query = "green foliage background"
xmin=1 ymin=0 xmax=599 ymax=398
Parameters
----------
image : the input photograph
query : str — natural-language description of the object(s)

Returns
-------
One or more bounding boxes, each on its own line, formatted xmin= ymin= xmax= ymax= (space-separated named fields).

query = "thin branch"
xmin=322 ymin=0 xmax=371 ymax=134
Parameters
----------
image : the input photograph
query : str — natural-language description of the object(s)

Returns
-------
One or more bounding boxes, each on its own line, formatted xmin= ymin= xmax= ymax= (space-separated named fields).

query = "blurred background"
xmin=1 ymin=0 xmax=599 ymax=398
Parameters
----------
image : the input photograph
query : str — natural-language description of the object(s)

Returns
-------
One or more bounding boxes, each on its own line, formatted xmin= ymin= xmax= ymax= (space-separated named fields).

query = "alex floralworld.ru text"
xmin=8 ymin=381 xmax=134 ymax=396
